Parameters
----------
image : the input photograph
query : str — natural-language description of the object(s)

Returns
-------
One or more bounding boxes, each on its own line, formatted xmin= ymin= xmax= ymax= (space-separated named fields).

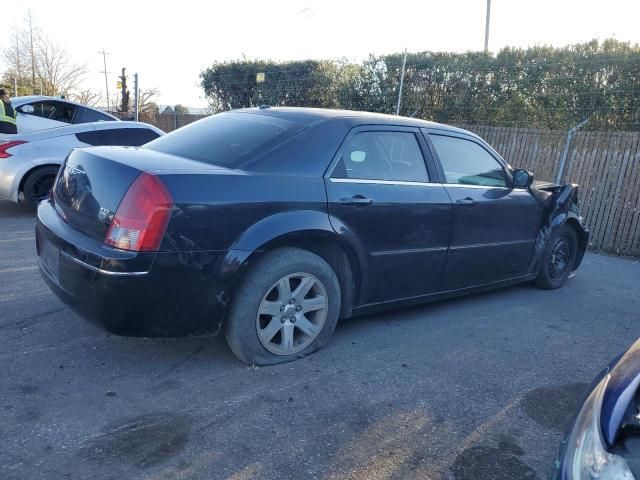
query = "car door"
xmin=325 ymin=126 xmax=452 ymax=305
xmin=17 ymin=101 xmax=77 ymax=133
xmin=426 ymin=131 xmax=541 ymax=290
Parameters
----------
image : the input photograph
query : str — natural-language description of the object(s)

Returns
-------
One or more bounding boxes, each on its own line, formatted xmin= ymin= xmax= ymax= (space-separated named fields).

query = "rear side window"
xmin=143 ymin=112 xmax=300 ymax=167
xmin=332 ymin=131 xmax=429 ymax=182
xmin=74 ymin=107 xmax=115 ymax=124
xmin=430 ymin=134 xmax=507 ymax=187
xmin=76 ymin=128 xmax=160 ymax=146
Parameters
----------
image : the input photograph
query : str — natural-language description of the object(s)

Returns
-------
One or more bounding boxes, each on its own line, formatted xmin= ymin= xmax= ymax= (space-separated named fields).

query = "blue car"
xmin=550 ymin=338 xmax=640 ymax=479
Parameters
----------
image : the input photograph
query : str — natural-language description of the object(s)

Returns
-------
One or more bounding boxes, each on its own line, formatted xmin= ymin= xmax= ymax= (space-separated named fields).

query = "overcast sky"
xmin=2 ymin=0 xmax=639 ymax=108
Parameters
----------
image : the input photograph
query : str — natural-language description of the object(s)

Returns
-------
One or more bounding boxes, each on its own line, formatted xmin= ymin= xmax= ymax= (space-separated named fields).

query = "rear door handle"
xmin=456 ymin=197 xmax=477 ymax=207
xmin=339 ymin=195 xmax=373 ymax=207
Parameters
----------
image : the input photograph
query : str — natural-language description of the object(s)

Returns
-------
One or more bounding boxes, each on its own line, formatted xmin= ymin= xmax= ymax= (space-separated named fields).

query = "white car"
xmin=12 ymin=96 xmax=119 ymax=134
xmin=0 ymin=121 xmax=164 ymax=207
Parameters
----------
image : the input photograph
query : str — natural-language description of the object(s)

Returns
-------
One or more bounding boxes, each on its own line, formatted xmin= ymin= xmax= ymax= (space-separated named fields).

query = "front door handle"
xmin=339 ymin=195 xmax=373 ymax=207
xmin=456 ymin=197 xmax=477 ymax=207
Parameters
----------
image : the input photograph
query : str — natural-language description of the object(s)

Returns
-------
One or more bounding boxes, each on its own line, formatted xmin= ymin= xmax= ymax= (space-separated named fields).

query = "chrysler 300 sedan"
xmin=36 ymin=108 xmax=589 ymax=365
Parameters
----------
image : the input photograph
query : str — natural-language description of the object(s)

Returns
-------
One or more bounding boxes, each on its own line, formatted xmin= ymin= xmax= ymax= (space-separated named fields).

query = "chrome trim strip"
xmin=449 ymin=239 xmax=534 ymax=251
xmin=328 ymin=178 xmax=514 ymax=190
xmin=60 ymin=251 xmax=148 ymax=276
xmin=329 ymin=178 xmax=435 ymax=187
xmin=370 ymin=246 xmax=448 ymax=256
xmin=443 ymin=183 xmax=510 ymax=190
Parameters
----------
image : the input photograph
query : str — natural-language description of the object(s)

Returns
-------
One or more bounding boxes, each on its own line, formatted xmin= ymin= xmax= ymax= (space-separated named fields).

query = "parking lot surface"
xmin=0 ymin=199 xmax=639 ymax=480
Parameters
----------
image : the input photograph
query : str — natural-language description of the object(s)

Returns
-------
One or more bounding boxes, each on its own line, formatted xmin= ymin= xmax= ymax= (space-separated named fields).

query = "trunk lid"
xmin=53 ymin=148 xmax=141 ymax=241
xmin=53 ymin=146 xmax=232 ymax=242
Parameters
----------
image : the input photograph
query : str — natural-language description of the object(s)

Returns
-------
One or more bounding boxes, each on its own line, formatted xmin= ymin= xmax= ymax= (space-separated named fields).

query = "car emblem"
xmin=98 ymin=207 xmax=112 ymax=222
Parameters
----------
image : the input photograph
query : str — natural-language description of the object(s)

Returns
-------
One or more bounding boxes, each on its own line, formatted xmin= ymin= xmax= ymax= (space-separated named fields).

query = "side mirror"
xmin=513 ymin=168 xmax=534 ymax=188
xmin=18 ymin=105 xmax=35 ymax=114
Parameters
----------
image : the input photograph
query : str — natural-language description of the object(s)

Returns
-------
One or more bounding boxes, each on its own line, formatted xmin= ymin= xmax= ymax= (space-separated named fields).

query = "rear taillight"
xmin=0 ymin=140 xmax=26 ymax=158
xmin=105 ymin=172 xmax=172 ymax=252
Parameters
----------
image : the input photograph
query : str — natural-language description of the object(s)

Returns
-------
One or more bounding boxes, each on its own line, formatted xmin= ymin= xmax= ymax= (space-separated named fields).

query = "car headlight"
xmin=566 ymin=374 xmax=634 ymax=479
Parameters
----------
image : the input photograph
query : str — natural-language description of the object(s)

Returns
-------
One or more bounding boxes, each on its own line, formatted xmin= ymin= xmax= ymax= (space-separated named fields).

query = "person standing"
xmin=0 ymin=88 xmax=18 ymax=134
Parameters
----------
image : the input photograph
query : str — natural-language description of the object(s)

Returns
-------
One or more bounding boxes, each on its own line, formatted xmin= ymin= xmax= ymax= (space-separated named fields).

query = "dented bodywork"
xmin=530 ymin=181 xmax=589 ymax=274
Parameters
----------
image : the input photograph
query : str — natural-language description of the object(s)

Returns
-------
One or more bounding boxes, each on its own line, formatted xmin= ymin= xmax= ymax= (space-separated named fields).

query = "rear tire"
xmin=224 ymin=247 xmax=341 ymax=366
xmin=534 ymin=224 xmax=578 ymax=289
xmin=22 ymin=166 xmax=59 ymax=209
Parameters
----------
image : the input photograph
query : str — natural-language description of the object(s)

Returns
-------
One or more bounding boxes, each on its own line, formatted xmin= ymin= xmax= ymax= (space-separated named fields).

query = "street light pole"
xmin=484 ymin=0 xmax=491 ymax=53
xmin=134 ymin=73 xmax=139 ymax=122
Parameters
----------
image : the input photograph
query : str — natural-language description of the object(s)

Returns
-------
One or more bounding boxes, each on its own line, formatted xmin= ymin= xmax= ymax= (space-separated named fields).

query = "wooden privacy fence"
xmin=139 ymin=113 xmax=208 ymax=132
xmin=462 ymin=125 xmax=640 ymax=257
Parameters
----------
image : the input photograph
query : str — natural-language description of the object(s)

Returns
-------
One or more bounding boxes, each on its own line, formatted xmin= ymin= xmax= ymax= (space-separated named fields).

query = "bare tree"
xmin=139 ymin=88 xmax=160 ymax=116
xmin=69 ymin=89 xmax=102 ymax=107
xmin=1 ymin=12 xmax=88 ymax=97
xmin=36 ymin=35 xmax=88 ymax=96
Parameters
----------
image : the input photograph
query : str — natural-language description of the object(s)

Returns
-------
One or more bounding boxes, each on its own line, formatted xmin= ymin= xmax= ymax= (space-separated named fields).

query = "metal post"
xmin=484 ymin=0 xmax=491 ymax=53
xmin=555 ymin=117 xmax=590 ymax=184
xmin=133 ymin=73 xmax=139 ymax=122
xmin=13 ymin=77 xmax=18 ymax=96
xmin=99 ymin=49 xmax=110 ymax=111
xmin=396 ymin=49 xmax=408 ymax=116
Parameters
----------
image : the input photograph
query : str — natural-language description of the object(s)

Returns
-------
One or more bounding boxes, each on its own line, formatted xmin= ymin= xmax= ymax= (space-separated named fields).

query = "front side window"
xmin=332 ymin=131 xmax=428 ymax=182
xmin=430 ymin=134 xmax=507 ymax=187
xmin=24 ymin=101 xmax=76 ymax=124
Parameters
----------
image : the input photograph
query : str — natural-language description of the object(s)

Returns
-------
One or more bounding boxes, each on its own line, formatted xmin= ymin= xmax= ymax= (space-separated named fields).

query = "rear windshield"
xmin=143 ymin=112 xmax=300 ymax=167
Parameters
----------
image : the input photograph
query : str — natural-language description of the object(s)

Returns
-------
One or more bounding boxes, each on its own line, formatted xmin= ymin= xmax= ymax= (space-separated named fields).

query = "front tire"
xmin=534 ymin=224 xmax=578 ymax=289
xmin=22 ymin=166 xmax=59 ymax=209
xmin=224 ymin=247 xmax=341 ymax=365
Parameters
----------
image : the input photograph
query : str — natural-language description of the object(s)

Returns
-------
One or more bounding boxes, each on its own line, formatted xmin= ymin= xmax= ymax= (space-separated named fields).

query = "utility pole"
xmin=396 ymin=49 xmax=408 ymax=116
xmin=484 ymin=0 xmax=491 ymax=53
xmin=133 ymin=73 xmax=139 ymax=122
xmin=99 ymin=49 xmax=110 ymax=111
xmin=27 ymin=11 xmax=36 ymax=94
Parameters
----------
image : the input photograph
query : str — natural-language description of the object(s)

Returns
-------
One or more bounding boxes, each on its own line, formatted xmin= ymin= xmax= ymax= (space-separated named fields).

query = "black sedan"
xmin=36 ymin=107 xmax=589 ymax=365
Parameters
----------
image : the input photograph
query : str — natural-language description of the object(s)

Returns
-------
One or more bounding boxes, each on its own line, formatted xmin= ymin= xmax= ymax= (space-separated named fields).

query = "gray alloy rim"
xmin=255 ymin=272 xmax=328 ymax=356
xmin=549 ymin=236 xmax=570 ymax=279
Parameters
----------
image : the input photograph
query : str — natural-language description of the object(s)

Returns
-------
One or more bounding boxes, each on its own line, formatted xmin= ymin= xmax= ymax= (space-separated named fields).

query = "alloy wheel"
xmin=256 ymin=273 xmax=328 ymax=355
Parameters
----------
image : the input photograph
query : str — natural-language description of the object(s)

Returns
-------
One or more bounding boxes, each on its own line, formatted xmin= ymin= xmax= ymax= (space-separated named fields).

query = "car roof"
xmin=12 ymin=96 xmax=119 ymax=120
xmin=6 ymin=121 xmax=163 ymax=142
xmin=234 ymin=106 xmax=478 ymax=138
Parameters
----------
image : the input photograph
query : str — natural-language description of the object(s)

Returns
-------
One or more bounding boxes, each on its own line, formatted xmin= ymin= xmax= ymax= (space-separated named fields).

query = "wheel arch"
xmin=566 ymin=213 xmax=588 ymax=270
xmin=18 ymin=162 xmax=62 ymax=198
xmin=219 ymin=211 xmax=365 ymax=324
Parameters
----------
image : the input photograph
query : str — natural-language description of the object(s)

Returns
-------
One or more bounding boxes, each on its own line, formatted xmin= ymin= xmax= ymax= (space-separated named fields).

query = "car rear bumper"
xmin=0 ymin=154 xmax=24 ymax=202
xmin=36 ymin=200 xmax=232 ymax=337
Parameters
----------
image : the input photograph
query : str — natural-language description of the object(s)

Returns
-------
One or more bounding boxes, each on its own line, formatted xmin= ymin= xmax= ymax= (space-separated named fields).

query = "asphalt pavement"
xmin=0 ymin=199 xmax=639 ymax=480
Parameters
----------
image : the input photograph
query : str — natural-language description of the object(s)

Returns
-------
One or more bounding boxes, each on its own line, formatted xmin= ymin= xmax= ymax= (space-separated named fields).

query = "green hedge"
xmin=201 ymin=39 xmax=640 ymax=130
